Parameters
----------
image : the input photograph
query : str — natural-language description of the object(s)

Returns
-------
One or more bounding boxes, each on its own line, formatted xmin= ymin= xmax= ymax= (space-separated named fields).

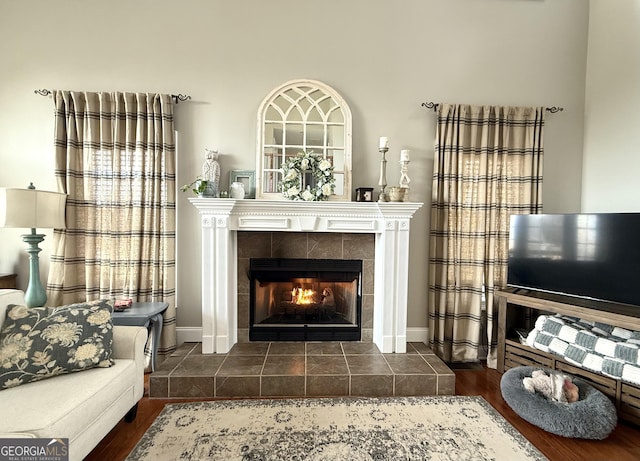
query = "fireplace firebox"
xmin=249 ymin=258 xmax=362 ymax=341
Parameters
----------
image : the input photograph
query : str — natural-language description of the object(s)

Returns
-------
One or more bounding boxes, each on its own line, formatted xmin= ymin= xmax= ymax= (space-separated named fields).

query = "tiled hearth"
xmin=150 ymin=341 xmax=455 ymax=398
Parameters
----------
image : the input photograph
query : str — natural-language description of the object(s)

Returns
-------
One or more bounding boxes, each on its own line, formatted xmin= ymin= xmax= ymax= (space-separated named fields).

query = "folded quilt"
xmin=526 ymin=330 xmax=569 ymax=356
xmin=622 ymin=363 xmax=640 ymax=384
xmin=616 ymin=342 xmax=639 ymax=364
xmin=564 ymin=344 xmax=604 ymax=375
xmin=526 ymin=314 xmax=640 ymax=386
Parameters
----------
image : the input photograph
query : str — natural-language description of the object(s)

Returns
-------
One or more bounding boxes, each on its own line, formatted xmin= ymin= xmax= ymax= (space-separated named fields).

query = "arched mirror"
xmin=256 ymin=79 xmax=352 ymax=200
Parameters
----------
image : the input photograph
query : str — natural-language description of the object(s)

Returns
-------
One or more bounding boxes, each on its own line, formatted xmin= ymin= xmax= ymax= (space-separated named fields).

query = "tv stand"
xmin=496 ymin=289 xmax=640 ymax=425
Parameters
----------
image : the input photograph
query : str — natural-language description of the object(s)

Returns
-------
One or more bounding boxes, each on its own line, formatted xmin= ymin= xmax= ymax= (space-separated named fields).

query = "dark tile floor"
xmin=150 ymin=341 xmax=455 ymax=399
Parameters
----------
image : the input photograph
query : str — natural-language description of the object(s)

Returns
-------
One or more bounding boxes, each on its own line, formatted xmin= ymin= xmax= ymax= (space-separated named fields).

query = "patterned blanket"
xmin=526 ymin=314 xmax=640 ymax=386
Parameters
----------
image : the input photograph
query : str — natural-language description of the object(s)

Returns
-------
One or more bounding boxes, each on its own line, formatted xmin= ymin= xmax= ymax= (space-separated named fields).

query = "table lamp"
xmin=0 ymin=183 xmax=67 ymax=307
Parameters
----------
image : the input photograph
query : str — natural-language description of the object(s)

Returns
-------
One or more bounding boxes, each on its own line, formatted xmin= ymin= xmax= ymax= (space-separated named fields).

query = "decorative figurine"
xmin=202 ymin=148 xmax=220 ymax=197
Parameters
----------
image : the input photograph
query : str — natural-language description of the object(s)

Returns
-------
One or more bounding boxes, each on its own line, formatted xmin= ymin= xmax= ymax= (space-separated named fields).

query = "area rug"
xmin=126 ymin=396 xmax=547 ymax=461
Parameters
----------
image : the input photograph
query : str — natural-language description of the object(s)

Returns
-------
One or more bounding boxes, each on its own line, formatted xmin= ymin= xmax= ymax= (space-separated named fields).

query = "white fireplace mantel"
xmin=189 ymin=198 xmax=423 ymax=354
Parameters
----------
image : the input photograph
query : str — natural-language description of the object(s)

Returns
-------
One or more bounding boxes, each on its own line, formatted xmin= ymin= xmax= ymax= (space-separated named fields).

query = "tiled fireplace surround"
xmin=150 ymin=200 xmax=455 ymax=398
xmin=235 ymin=231 xmax=376 ymax=343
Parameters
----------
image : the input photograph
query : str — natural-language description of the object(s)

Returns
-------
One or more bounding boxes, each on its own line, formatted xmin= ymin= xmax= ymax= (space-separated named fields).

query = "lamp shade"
xmin=0 ymin=187 xmax=67 ymax=229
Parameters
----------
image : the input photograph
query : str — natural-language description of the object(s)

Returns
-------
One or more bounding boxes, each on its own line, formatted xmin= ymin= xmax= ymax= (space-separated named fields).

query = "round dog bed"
xmin=500 ymin=366 xmax=617 ymax=439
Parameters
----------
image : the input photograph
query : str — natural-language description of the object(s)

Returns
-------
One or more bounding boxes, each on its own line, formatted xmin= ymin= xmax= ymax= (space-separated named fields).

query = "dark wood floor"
xmin=86 ymin=365 xmax=640 ymax=461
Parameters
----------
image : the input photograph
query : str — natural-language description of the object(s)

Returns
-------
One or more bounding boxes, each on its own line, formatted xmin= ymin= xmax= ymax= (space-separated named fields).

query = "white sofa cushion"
xmin=0 ymin=357 xmax=139 ymax=458
xmin=0 ymin=358 xmax=136 ymax=433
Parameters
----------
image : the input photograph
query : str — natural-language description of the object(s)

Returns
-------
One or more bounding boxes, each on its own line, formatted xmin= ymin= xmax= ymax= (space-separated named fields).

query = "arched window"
xmin=256 ymin=79 xmax=352 ymax=200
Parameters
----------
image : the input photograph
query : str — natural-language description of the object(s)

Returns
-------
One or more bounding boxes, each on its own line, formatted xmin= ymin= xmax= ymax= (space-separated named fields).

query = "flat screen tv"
xmin=507 ymin=213 xmax=640 ymax=308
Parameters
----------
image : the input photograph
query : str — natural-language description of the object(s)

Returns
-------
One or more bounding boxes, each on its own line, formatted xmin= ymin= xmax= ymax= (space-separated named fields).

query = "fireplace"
xmin=189 ymin=199 xmax=422 ymax=354
xmin=249 ymin=258 xmax=362 ymax=341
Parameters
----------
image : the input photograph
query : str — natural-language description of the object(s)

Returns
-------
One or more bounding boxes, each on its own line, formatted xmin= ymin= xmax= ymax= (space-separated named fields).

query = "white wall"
xmin=582 ymin=0 xmax=640 ymax=212
xmin=0 ymin=0 xmax=588 ymax=330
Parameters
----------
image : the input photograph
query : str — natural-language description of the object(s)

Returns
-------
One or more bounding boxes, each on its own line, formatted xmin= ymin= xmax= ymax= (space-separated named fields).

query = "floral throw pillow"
xmin=0 ymin=299 xmax=115 ymax=390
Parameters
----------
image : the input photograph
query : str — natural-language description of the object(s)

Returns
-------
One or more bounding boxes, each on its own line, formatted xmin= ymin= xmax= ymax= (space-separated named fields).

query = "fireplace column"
xmin=374 ymin=218 xmax=412 ymax=353
xmin=200 ymin=206 xmax=237 ymax=354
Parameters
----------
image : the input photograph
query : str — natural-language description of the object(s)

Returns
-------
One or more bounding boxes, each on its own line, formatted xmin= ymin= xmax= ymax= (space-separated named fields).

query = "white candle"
xmin=400 ymin=149 xmax=410 ymax=162
xmin=379 ymin=137 xmax=389 ymax=149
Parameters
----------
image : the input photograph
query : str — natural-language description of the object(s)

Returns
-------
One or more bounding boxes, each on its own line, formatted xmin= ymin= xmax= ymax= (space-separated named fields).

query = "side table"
xmin=112 ymin=301 xmax=169 ymax=372
xmin=0 ymin=273 xmax=18 ymax=289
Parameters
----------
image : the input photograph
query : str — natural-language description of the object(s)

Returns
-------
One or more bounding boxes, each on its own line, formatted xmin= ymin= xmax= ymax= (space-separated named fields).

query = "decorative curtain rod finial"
xmin=34 ymin=89 xmax=52 ymax=97
xmin=421 ymin=101 xmax=438 ymax=111
xmin=172 ymin=94 xmax=191 ymax=104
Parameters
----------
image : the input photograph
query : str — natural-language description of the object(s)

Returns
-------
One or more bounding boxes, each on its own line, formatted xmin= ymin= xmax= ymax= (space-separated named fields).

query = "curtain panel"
xmin=47 ymin=91 xmax=177 ymax=364
xmin=428 ymin=103 xmax=544 ymax=367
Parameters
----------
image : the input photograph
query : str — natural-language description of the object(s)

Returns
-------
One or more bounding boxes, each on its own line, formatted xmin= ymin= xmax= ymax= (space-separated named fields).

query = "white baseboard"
xmin=177 ymin=326 xmax=430 ymax=346
xmin=176 ymin=327 xmax=203 ymax=345
xmin=406 ymin=327 xmax=428 ymax=344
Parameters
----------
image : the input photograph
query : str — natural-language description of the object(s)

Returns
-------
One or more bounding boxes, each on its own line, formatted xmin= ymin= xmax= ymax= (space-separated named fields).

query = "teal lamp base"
xmin=22 ymin=229 xmax=47 ymax=308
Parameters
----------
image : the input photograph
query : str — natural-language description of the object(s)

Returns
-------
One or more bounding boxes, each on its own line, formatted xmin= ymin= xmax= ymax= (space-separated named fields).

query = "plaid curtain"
xmin=428 ymin=104 xmax=544 ymax=367
xmin=47 ymin=91 xmax=177 ymax=367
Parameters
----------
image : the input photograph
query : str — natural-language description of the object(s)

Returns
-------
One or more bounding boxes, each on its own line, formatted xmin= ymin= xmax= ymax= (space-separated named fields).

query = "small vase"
xmin=389 ymin=186 xmax=406 ymax=202
xmin=230 ymin=182 xmax=245 ymax=199
xmin=201 ymin=181 xmax=218 ymax=198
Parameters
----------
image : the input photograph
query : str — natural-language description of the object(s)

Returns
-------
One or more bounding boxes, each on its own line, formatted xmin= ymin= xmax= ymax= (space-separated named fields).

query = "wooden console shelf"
xmin=496 ymin=289 xmax=640 ymax=425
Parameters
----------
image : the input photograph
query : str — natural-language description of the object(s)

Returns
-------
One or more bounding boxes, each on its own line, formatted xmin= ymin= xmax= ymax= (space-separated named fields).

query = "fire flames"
xmin=291 ymin=287 xmax=316 ymax=305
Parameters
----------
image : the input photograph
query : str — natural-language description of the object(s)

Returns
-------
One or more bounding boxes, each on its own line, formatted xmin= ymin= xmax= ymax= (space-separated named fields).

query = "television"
xmin=506 ymin=213 xmax=640 ymax=309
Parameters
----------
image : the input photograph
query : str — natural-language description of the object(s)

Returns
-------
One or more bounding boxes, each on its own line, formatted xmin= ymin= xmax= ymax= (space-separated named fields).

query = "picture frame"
xmin=229 ymin=170 xmax=256 ymax=199
xmin=355 ymin=187 xmax=374 ymax=202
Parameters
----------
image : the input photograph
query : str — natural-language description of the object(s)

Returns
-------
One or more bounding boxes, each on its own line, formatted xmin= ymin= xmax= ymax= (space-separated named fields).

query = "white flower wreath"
xmin=280 ymin=151 xmax=335 ymax=201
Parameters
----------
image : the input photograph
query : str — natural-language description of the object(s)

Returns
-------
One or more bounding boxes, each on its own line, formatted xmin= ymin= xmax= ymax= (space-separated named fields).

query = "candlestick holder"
xmin=377 ymin=146 xmax=389 ymax=202
xmin=399 ymin=159 xmax=411 ymax=201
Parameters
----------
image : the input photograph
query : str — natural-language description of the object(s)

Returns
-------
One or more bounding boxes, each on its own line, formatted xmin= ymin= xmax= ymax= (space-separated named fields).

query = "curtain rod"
xmin=421 ymin=101 xmax=563 ymax=113
xmin=34 ymin=89 xmax=192 ymax=104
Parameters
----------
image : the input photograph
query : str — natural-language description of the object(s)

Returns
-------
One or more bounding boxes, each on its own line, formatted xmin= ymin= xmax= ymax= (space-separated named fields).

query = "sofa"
xmin=0 ymin=289 xmax=147 ymax=461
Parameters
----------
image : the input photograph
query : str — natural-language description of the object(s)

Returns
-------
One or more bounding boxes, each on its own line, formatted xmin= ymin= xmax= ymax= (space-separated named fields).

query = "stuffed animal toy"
xmin=522 ymin=369 xmax=579 ymax=403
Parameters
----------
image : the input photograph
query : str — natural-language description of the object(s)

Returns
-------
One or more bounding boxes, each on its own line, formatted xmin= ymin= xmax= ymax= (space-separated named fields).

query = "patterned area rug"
xmin=126 ymin=396 xmax=547 ymax=461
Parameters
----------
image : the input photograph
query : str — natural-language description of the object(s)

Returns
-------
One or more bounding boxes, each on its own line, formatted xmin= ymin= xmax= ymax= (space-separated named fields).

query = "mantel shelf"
xmin=189 ymin=198 xmax=423 ymax=216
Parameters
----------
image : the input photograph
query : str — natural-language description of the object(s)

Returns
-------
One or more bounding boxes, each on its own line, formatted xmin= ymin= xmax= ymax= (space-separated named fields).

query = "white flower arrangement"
xmin=280 ymin=151 xmax=335 ymax=201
